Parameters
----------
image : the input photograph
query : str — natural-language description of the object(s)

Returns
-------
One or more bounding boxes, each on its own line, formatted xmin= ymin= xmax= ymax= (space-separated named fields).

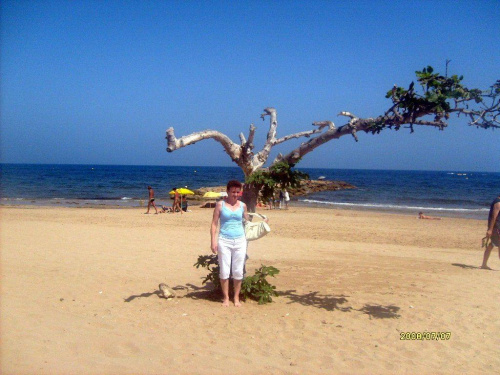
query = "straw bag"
xmin=245 ymin=213 xmax=271 ymax=241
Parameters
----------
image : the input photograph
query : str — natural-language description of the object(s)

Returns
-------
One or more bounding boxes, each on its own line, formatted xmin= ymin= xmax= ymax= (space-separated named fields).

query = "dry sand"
xmin=1 ymin=205 xmax=499 ymax=374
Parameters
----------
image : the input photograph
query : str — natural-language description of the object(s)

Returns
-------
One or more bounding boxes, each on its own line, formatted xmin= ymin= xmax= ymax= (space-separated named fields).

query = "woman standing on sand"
xmin=210 ymin=180 xmax=249 ymax=307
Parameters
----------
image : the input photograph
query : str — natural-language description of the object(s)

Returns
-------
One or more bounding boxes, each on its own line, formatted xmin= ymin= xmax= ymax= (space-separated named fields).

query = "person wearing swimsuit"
xmin=210 ymin=180 xmax=249 ymax=307
xmin=481 ymin=194 xmax=500 ymax=270
xmin=145 ymin=186 xmax=158 ymax=214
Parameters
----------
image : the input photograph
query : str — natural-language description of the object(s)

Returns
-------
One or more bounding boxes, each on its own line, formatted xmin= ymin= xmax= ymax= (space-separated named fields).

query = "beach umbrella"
xmin=169 ymin=188 xmax=194 ymax=195
xmin=203 ymin=191 xmax=221 ymax=199
xmin=169 ymin=188 xmax=195 ymax=212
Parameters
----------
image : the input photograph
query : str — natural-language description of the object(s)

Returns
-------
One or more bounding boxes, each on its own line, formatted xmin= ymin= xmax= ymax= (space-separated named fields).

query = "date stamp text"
xmin=400 ymin=332 xmax=451 ymax=340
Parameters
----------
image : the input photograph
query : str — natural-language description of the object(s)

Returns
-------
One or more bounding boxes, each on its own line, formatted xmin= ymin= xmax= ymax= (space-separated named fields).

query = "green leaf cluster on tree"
xmin=371 ymin=65 xmax=500 ymax=133
xmin=245 ymin=161 xmax=309 ymax=206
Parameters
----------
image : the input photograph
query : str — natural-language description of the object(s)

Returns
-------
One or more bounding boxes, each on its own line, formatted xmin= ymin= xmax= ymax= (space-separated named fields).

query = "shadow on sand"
xmin=357 ymin=304 xmax=401 ymax=319
xmin=279 ymin=290 xmax=401 ymax=319
xmin=451 ymin=263 xmax=497 ymax=271
xmin=177 ymin=283 xmax=221 ymax=302
xmin=124 ymin=283 xmax=221 ymax=303
xmin=123 ymin=290 xmax=161 ymax=302
xmin=280 ymin=290 xmax=352 ymax=312
xmin=124 ymin=285 xmax=401 ymax=319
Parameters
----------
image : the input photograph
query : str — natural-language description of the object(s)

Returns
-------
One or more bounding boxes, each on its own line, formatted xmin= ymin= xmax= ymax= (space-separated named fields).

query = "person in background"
xmin=145 ymin=186 xmax=158 ymax=214
xmin=210 ymin=180 xmax=249 ymax=307
xmin=172 ymin=188 xmax=183 ymax=214
xmin=181 ymin=196 xmax=188 ymax=212
xmin=284 ymin=189 xmax=290 ymax=210
xmin=159 ymin=205 xmax=172 ymax=213
xmin=418 ymin=212 xmax=441 ymax=220
xmin=274 ymin=192 xmax=280 ymax=209
xmin=481 ymin=194 xmax=500 ymax=270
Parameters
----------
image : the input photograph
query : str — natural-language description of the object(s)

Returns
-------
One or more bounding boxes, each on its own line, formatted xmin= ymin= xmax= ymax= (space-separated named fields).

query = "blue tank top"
xmin=219 ymin=201 xmax=245 ymax=239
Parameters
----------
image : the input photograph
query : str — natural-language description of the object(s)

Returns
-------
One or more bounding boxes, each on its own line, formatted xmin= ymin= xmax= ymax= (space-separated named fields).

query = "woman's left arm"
xmin=242 ymin=203 xmax=250 ymax=222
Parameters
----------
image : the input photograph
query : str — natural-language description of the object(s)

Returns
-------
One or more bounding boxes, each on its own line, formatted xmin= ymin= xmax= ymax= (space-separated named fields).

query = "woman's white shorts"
xmin=218 ymin=236 xmax=247 ymax=280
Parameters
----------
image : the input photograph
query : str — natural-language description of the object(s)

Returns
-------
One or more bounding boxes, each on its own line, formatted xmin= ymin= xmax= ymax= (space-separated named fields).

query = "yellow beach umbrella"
xmin=203 ymin=191 xmax=221 ymax=199
xmin=169 ymin=188 xmax=194 ymax=195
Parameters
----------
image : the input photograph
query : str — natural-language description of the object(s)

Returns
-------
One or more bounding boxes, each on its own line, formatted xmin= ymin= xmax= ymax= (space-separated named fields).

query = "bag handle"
xmin=247 ymin=212 xmax=267 ymax=220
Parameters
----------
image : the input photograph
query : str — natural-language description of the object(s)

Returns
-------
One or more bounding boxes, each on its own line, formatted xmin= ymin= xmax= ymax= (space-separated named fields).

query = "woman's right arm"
xmin=210 ymin=203 xmax=221 ymax=254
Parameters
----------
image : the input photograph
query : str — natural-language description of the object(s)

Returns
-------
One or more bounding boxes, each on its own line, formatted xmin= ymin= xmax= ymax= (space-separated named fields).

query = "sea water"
xmin=0 ymin=164 xmax=498 ymax=219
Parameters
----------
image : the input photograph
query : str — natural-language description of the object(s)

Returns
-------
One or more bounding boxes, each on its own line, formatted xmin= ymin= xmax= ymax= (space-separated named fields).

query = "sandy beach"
xmin=1 ymin=205 xmax=499 ymax=374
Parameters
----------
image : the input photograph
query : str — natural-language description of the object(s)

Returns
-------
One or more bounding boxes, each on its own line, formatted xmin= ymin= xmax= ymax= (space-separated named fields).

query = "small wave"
xmin=300 ymin=199 xmax=489 ymax=212
xmin=121 ymin=197 xmax=132 ymax=200
xmin=77 ymin=197 xmax=123 ymax=200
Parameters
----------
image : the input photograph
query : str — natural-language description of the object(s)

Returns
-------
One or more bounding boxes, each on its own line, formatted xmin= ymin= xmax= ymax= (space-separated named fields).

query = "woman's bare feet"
xmin=222 ymin=299 xmax=230 ymax=307
xmin=234 ymin=300 xmax=242 ymax=307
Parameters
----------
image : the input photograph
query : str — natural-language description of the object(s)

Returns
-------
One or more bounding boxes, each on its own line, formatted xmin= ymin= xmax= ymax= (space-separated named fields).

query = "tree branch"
xmin=273 ymin=128 xmax=323 ymax=146
xmin=246 ymin=123 xmax=256 ymax=149
xmin=166 ymin=127 xmax=242 ymax=164
xmin=274 ymin=112 xmax=457 ymax=166
xmin=239 ymin=132 xmax=246 ymax=146
xmin=252 ymin=107 xmax=278 ymax=169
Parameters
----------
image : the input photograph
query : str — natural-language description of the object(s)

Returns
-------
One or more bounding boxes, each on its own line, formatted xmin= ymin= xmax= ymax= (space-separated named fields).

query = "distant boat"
xmin=318 ymin=176 xmax=326 ymax=180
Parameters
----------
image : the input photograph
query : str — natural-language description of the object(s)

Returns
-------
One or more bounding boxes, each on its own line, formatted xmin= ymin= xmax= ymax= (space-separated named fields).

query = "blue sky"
xmin=1 ymin=0 xmax=499 ymax=171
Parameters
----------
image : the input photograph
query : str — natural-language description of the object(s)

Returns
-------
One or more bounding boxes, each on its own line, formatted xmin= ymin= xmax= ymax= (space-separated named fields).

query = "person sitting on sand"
xmin=159 ymin=205 xmax=172 ymax=213
xmin=418 ymin=212 xmax=441 ymax=220
xmin=481 ymin=194 xmax=500 ymax=270
xmin=210 ymin=180 xmax=249 ymax=307
xmin=145 ymin=186 xmax=158 ymax=214
xmin=181 ymin=196 xmax=188 ymax=212
xmin=200 ymin=201 xmax=216 ymax=208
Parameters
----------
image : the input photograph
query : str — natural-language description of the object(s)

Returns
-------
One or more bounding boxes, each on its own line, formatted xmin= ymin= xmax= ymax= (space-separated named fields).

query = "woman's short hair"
xmin=226 ymin=180 xmax=242 ymax=191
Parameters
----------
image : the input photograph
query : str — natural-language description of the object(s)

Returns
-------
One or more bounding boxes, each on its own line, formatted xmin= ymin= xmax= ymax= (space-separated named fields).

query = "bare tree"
xmin=166 ymin=66 xmax=499 ymax=210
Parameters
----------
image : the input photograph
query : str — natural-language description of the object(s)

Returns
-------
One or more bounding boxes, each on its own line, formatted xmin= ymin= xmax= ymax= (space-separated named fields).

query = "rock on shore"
xmin=192 ymin=180 xmax=356 ymax=200
xmin=285 ymin=179 xmax=356 ymax=197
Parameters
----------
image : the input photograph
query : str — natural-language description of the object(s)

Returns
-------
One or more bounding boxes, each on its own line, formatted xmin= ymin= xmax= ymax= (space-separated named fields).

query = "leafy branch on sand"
xmin=194 ymin=255 xmax=280 ymax=305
